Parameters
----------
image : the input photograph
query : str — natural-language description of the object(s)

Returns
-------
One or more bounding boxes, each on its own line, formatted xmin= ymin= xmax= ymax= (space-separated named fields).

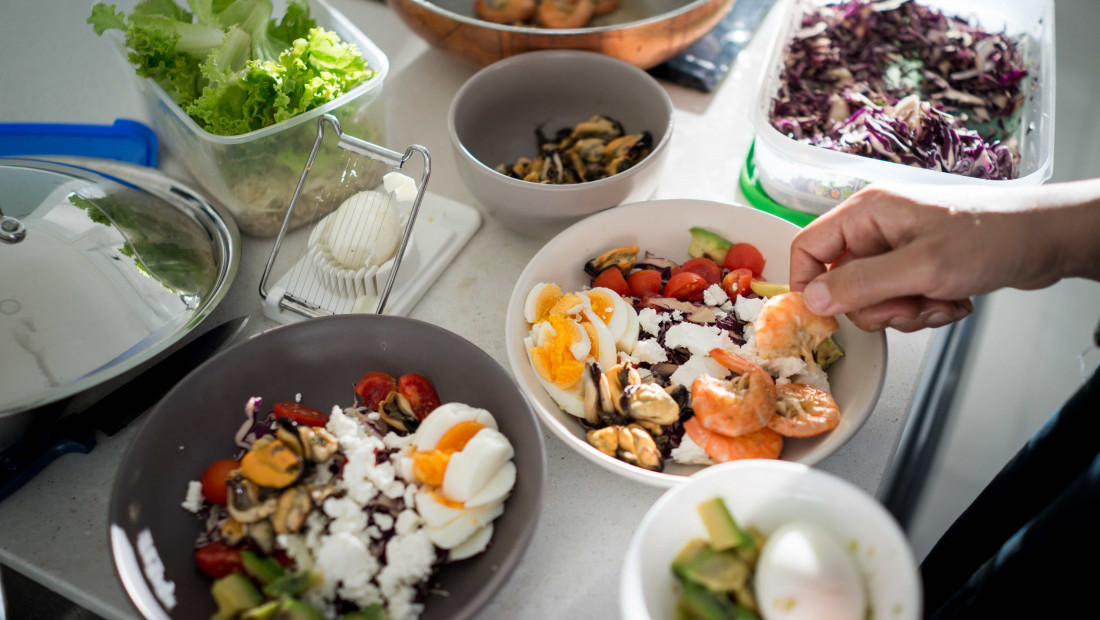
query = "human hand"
xmin=788 ymin=183 xmax=1067 ymax=332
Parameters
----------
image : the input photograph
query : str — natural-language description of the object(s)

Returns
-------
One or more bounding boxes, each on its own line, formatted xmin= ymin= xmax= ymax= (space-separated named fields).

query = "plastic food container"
xmin=750 ymin=0 xmax=1055 ymax=215
xmin=108 ymin=0 xmax=389 ymax=236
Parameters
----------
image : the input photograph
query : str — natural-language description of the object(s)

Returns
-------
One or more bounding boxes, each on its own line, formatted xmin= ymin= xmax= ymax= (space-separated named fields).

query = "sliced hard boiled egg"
xmin=448 ymin=523 xmax=494 ymax=562
xmin=615 ymin=301 xmax=640 ymax=353
xmin=415 ymin=403 xmax=498 ymax=452
xmin=523 ymin=282 xmax=563 ymax=324
xmin=423 ymin=500 xmax=505 ymax=550
xmin=465 ymin=460 xmax=516 ymax=509
xmin=442 ymin=428 xmax=515 ymax=504
xmin=415 ymin=488 xmax=466 ymax=529
xmin=583 ymin=287 xmax=629 ymax=344
xmin=579 ymin=306 xmax=617 ymax=371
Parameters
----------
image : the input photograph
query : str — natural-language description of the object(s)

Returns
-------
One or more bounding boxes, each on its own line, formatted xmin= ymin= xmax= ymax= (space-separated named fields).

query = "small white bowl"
xmin=448 ymin=50 xmax=673 ymax=237
xmin=504 ymin=199 xmax=888 ymax=487
xmin=621 ymin=460 xmax=922 ymax=620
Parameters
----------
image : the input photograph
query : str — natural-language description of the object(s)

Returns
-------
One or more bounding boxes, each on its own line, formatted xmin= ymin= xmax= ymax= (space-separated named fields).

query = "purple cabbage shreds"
xmin=771 ymin=0 xmax=1029 ymax=179
xmin=714 ymin=312 xmax=747 ymax=343
xmin=651 ymin=420 xmax=686 ymax=459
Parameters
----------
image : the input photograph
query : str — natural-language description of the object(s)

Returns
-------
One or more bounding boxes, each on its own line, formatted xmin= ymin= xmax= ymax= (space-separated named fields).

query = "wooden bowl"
xmin=387 ymin=0 xmax=736 ymax=69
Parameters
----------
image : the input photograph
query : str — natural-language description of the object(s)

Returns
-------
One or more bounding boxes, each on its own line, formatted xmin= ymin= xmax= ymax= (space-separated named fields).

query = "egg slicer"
xmin=259 ymin=113 xmax=430 ymax=322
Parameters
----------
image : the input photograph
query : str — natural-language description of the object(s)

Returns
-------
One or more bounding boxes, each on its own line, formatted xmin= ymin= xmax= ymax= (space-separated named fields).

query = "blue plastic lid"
xmin=0 ymin=119 xmax=158 ymax=167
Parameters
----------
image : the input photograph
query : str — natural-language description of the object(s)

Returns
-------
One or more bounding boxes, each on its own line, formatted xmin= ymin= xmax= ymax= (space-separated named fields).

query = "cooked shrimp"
xmin=753 ymin=292 xmax=839 ymax=366
xmin=684 ymin=416 xmax=783 ymax=462
xmin=690 ymin=349 xmax=777 ymax=437
xmin=767 ymin=383 xmax=841 ymax=438
xmin=536 ymin=0 xmax=595 ymax=28
xmin=475 ymin=0 xmax=537 ymax=24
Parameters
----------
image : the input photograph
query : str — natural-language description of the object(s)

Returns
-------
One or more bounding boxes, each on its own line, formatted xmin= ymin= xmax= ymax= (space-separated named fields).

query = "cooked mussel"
xmin=379 ymin=390 xmax=420 ymax=433
xmin=226 ymin=473 xmax=278 ymax=524
xmin=583 ymin=244 xmax=639 ymax=277
xmin=621 ymin=382 xmax=680 ymax=426
xmin=584 ymin=423 xmax=663 ymax=472
xmin=272 ymin=486 xmax=313 ymax=535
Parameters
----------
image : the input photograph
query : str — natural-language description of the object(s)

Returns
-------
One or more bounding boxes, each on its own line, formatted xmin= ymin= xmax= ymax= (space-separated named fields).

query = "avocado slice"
xmin=241 ymin=550 xmax=285 ymax=586
xmin=275 ymin=598 xmax=326 ymax=620
xmin=262 ymin=571 xmax=319 ymax=599
xmin=814 ymin=337 xmax=845 ymax=370
xmin=211 ymin=573 xmax=264 ymax=619
xmin=339 ymin=603 xmax=390 ymax=620
xmin=748 ymin=280 xmax=790 ymax=298
xmin=696 ymin=497 xmax=752 ymax=552
xmin=678 ymin=580 xmax=761 ymax=620
xmin=240 ymin=600 xmax=280 ymax=620
xmin=688 ymin=227 xmax=734 ymax=264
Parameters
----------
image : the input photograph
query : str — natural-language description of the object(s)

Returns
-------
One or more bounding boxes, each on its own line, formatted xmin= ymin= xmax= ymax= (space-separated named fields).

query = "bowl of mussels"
xmin=448 ymin=49 xmax=674 ymax=237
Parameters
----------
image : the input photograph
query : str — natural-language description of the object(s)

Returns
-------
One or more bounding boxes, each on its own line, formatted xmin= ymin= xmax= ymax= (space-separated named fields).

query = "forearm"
xmin=1029 ymin=179 xmax=1100 ymax=283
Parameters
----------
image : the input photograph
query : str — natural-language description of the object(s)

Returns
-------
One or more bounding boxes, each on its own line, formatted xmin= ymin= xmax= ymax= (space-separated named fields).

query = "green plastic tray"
xmin=739 ymin=139 xmax=818 ymax=228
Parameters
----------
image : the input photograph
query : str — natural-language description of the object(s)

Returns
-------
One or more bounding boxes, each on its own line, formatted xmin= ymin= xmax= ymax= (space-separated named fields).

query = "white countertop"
xmin=0 ymin=1 xmax=933 ymax=618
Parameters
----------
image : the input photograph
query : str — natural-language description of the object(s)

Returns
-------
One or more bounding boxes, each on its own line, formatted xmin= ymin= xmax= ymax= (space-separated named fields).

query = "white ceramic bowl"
xmin=621 ymin=460 xmax=922 ymax=620
xmin=504 ymin=199 xmax=888 ymax=487
xmin=448 ymin=50 xmax=673 ymax=237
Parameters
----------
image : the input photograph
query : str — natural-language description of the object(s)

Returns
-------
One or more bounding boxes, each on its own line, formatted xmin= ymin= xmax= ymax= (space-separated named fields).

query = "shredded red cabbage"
xmin=771 ymin=0 xmax=1029 ymax=179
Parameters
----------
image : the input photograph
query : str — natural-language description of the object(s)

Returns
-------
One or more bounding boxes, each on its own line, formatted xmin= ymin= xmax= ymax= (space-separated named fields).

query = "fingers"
xmin=789 ymin=188 xmax=897 ymax=291
xmin=846 ymin=298 xmax=974 ymax=332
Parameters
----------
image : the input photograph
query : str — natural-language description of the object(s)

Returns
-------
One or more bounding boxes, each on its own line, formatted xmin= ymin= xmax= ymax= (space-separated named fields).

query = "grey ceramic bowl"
xmin=448 ymin=49 xmax=674 ymax=237
xmin=109 ymin=314 xmax=545 ymax=620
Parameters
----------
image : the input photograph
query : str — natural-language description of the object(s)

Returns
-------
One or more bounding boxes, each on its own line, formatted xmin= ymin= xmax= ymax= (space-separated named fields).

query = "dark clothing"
xmin=920 ymin=365 xmax=1100 ymax=618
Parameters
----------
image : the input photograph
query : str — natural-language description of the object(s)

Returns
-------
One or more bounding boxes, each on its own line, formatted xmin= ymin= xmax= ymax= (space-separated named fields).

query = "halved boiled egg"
xmin=416 ymin=489 xmax=505 ymax=549
xmin=415 ymin=403 xmax=498 ymax=452
xmin=448 ymin=523 xmax=494 ymax=562
xmin=523 ymin=282 xmax=563 ymax=324
xmin=408 ymin=404 xmax=517 ymax=556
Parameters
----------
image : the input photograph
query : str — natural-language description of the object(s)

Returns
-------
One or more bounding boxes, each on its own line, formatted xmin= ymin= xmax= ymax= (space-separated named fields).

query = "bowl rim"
xmin=504 ymin=198 xmax=888 ymax=488
xmin=108 ymin=313 xmax=547 ymax=620
xmin=395 ymin=0 xmax=729 ymax=35
xmin=619 ymin=459 xmax=922 ymax=620
xmin=446 ymin=49 xmax=675 ymax=194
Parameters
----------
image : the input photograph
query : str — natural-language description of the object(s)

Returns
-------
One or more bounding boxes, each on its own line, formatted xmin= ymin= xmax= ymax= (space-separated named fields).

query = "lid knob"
xmin=0 ymin=216 xmax=25 ymax=243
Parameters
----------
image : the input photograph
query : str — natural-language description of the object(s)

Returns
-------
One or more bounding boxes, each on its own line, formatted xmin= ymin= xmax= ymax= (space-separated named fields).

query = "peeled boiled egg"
xmin=754 ymin=521 xmax=868 ymax=620
xmin=583 ymin=288 xmax=629 ymax=342
xmin=443 ymin=428 xmax=515 ymax=503
xmin=448 ymin=523 xmax=494 ymax=562
xmin=524 ymin=282 xmax=563 ymax=324
xmin=417 ymin=489 xmax=505 ymax=549
xmin=415 ymin=403 xmax=498 ymax=452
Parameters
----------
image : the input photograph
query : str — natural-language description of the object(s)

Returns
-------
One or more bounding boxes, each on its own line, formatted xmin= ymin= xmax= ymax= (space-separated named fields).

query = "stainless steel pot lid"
xmin=0 ymin=156 xmax=240 ymax=416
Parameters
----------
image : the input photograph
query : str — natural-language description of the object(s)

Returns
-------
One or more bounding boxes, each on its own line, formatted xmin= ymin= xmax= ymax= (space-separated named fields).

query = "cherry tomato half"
xmin=398 ymin=373 xmax=442 ymax=421
xmin=194 ymin=542 xmax=244 ymax=579
xmin=273 ymin=402 xmax=328 ymax=427
xmin=721 ymin=268 xmax=754 ymax=299
xmin=200 ymin=458 xmax=239 ymax=505
xmin=627 ymin=269 xmax=663 ymax=299
xmin=354 ymin=371 xmax=397 ymax=411
xmin=593 ymin=267 xmax=629 ymax=297
xmin=724 ymin=243 xmax=766 ymax=277
xmin=679 ymin=257 xmax=723 ymax=286
xmin=664 ymin=272 xmax=708 ymax=301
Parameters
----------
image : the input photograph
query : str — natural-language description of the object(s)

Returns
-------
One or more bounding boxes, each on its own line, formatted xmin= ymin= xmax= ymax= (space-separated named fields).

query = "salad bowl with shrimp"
xmin=505 ymin=199 xmax=887 ymax=487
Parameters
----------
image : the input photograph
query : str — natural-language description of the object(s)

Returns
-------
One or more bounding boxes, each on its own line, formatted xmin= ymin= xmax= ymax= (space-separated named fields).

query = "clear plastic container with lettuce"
xmin=89 ymin=0 xmax=389 ymax=236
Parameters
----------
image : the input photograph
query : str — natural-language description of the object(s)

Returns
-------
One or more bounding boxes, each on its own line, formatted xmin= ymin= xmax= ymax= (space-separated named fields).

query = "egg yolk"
xmin=548 ymin=293 xmax=584 ymax=317
xmin=532 ymin=283 xmax=564 ymax=322
xmin=529 ymin=314 xmax=585 ymax=388
xmin=587 ymin=291 xmax=615 ymax=324
xmin=412 ymin=421 xmax=485 ymax=487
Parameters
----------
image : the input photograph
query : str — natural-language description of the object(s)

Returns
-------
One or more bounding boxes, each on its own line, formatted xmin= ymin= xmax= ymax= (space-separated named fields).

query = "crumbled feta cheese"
xmin=367 ymin=525 xmax=383 ymax=540
xmin=383 ymin=431 xmax=415 ymax=451
xmin=367 ymin=411 xmax=382 ymax=421
xmin=181 ymin=481 xmax=204 ymax=513
xmin=631 ymin=338 xmax=668 ymax=364
xmin=670 ymin=310 xmax=684 ymax=322
xmin=734 ymin=296 xmax=767 ymax=322
xmin=295 ymin=392 xmax=302 ymax=403
xmin=795 ymin=365 xmax=832 ymax=393
xmin=671 ymin=433 xmax=716 ymax=465
xmin=637 ymin=307 xmax=667 ymax=336
xmin=377 ymin=529 xmax=436 ymax=618
xmin=374 ymin=512 xmax=396 ymax=531
xmin=703 ymin=284 xmax=729 ymax=307
xmin=315 ymin=531 xmax=381 ymax=607
xmin=395 ymin=509 xmax=422 ymax=536
xmin=664 ymin=322 xmax=737 ymax=357
xmin=670 ymin=354 xmax=733 ymax=388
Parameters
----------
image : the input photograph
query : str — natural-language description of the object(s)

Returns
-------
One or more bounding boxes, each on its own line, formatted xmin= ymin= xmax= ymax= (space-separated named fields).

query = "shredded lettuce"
xmin=88 ymin=0 xmax=374 ymax=136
